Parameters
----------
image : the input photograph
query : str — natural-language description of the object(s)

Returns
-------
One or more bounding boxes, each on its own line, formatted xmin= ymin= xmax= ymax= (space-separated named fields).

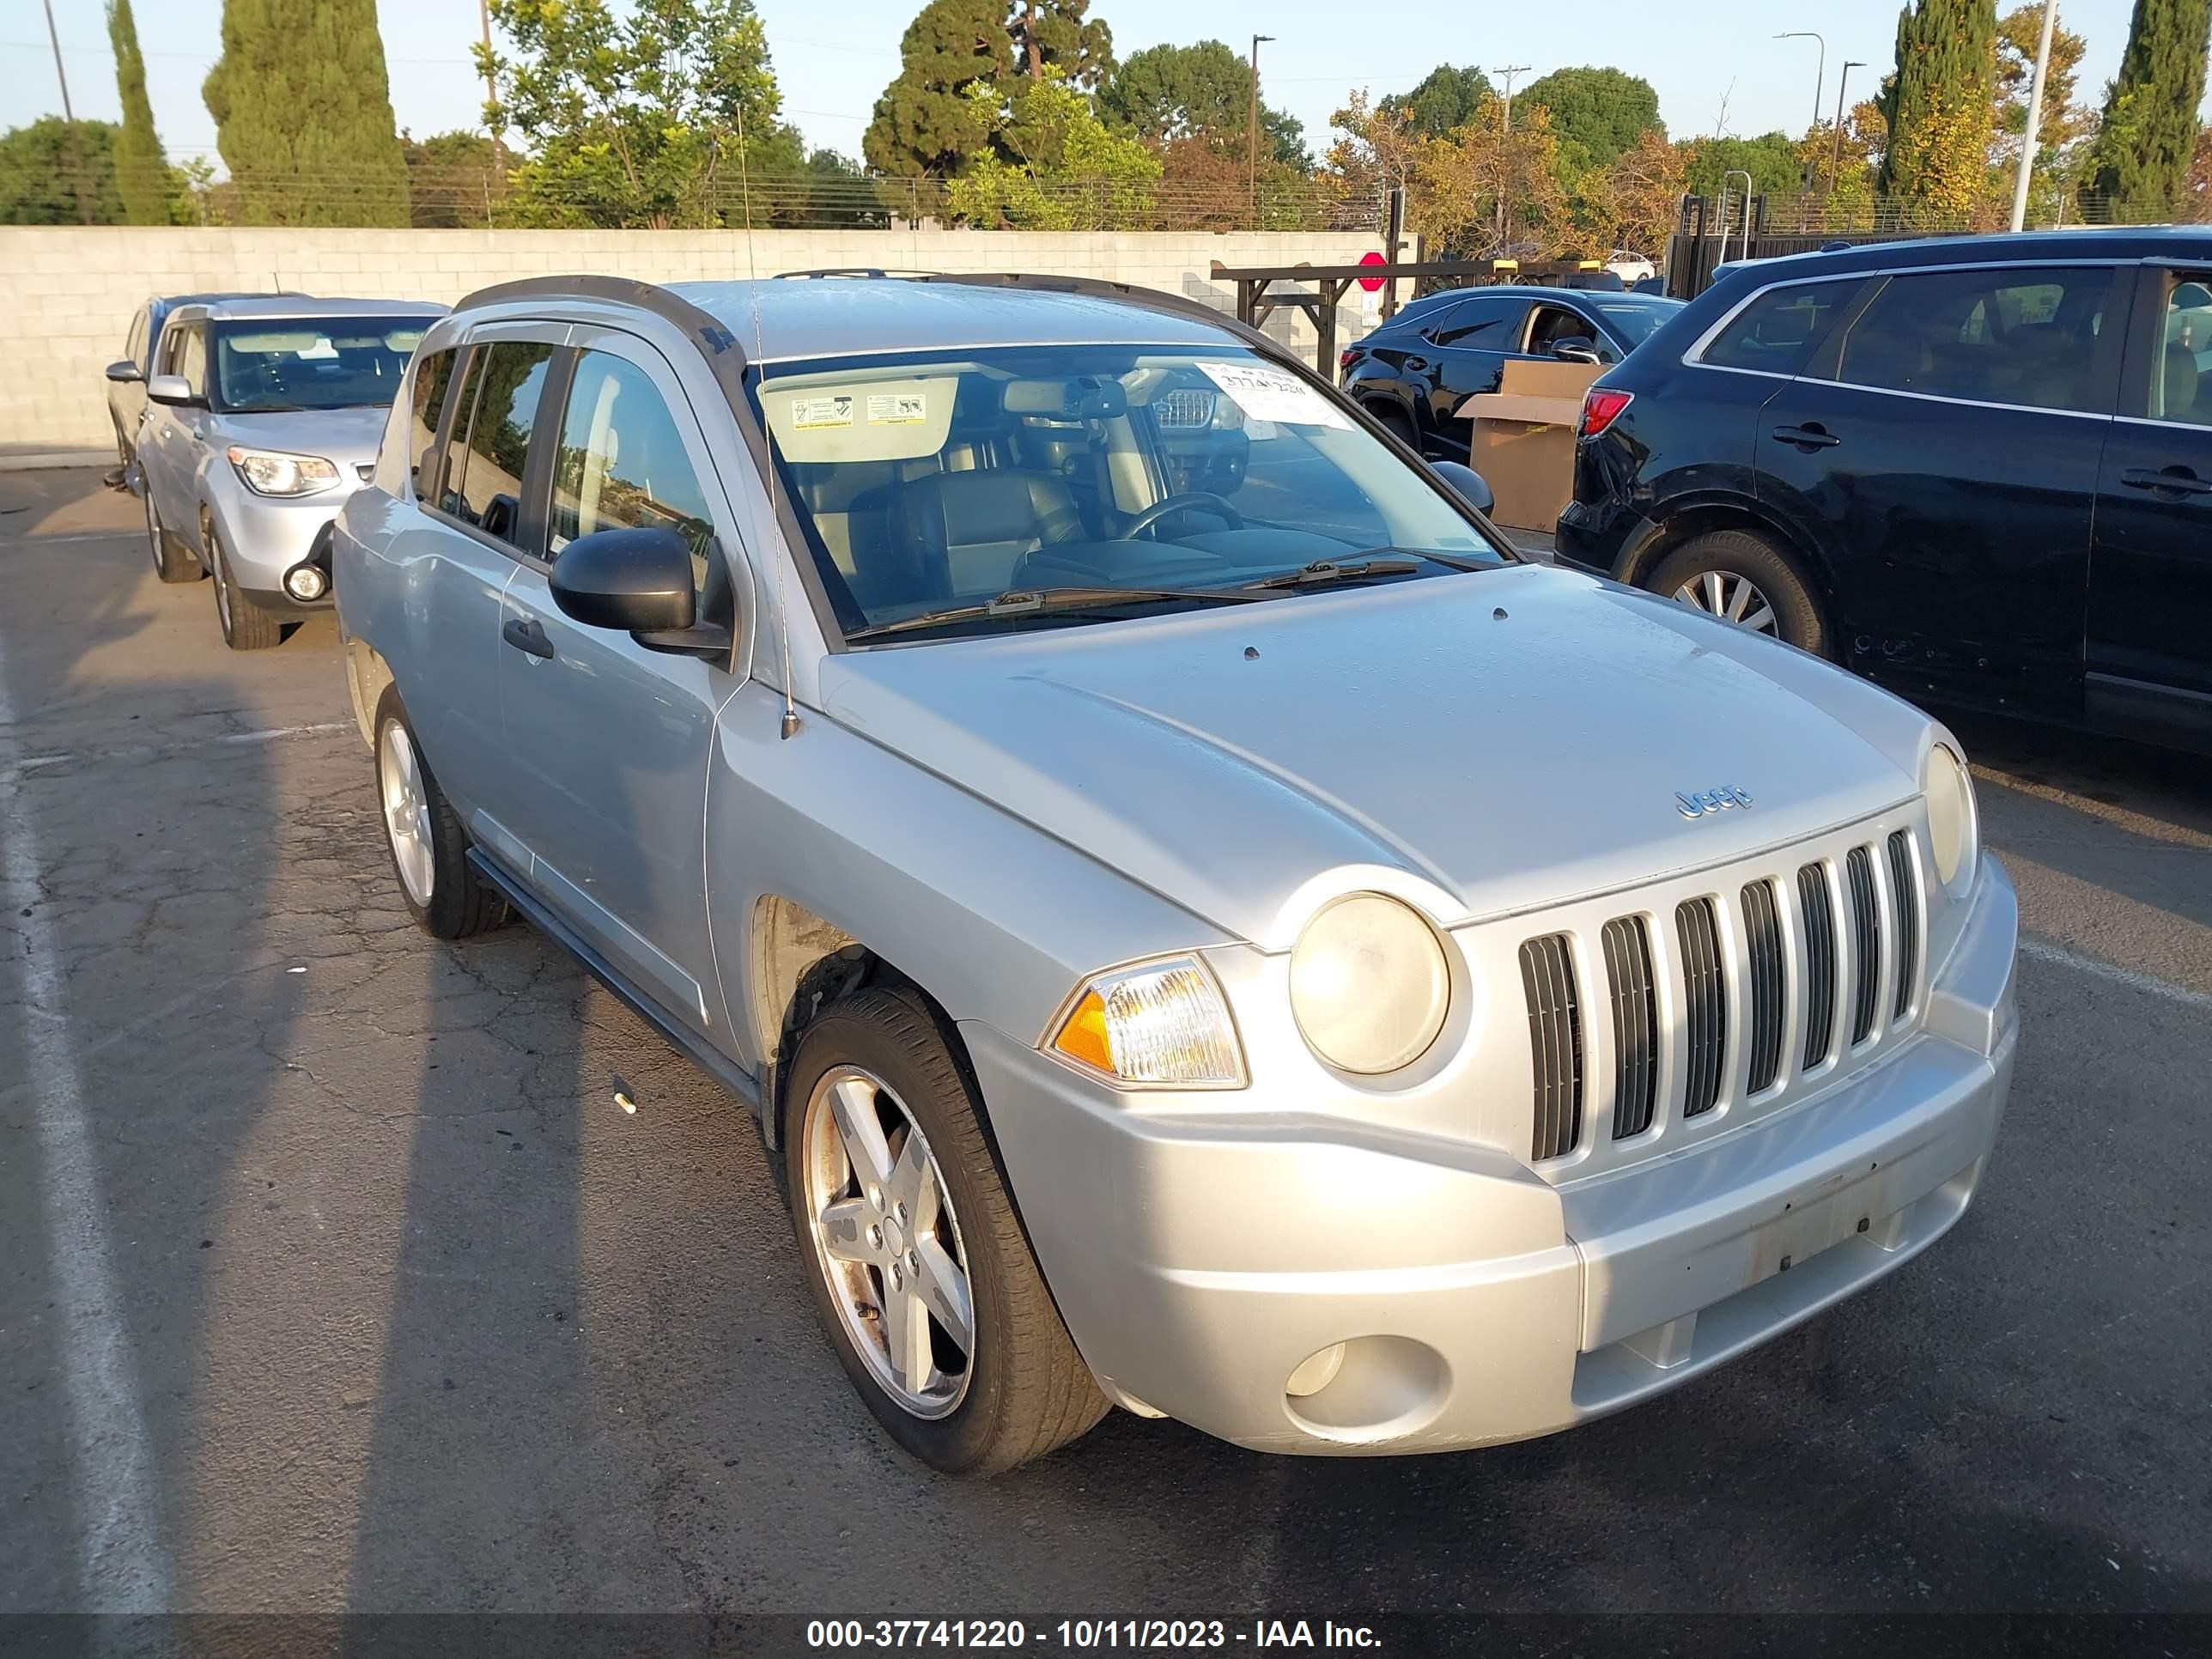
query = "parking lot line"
xmin=3 ymin=719 xmax=356 ymax=782
xmin=0 ymin=647 xmax=173 ymax=1613
xmin=2020 ymin=935 xmax=2212 ymax=1011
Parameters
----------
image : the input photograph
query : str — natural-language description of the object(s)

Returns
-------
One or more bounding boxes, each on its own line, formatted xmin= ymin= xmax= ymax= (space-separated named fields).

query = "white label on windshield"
xmin=791 ymin=394 xmax=854 ymax=430
xmin=867 ymin=391 xmax=927 ymax=424
xmin=1197 ymin=361 xmax=1349 ymax=428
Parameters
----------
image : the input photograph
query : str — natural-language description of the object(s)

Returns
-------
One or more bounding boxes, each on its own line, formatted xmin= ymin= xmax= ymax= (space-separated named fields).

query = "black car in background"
xmin=1557 ymin=228 xmax=2212 ymax=755
xmin=1339 ymin=285 xmax=1682 ymax=461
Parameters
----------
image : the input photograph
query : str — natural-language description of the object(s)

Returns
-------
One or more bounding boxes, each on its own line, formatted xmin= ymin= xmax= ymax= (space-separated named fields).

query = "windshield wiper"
xmin=1333 ymin=544 xmax=1506 ymax=572
xmin=845 ymin=584 xmax=1271 ymax=643
xmin=1242 ymin=556 xmax=1422 ymax=590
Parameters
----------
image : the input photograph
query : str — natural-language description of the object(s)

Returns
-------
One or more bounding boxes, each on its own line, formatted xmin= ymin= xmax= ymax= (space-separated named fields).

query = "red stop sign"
xmin=1357 ymin=250 xmax=1389 ymax=293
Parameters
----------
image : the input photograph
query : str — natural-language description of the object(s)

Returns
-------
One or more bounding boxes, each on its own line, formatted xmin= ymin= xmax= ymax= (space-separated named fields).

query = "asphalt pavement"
xmin=3 ymin=471 xmax=2207 ymax=1633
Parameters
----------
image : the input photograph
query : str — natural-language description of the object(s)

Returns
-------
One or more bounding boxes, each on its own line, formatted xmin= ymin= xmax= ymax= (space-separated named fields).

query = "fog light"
xmin=1285 ymin=1342 xmax=1346 ymax=1398
xmin=283 ymin=563 xmax=329 ymax=602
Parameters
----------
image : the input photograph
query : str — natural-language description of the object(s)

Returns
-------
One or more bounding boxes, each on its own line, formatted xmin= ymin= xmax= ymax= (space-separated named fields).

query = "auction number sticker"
xmin=791 ymin=394 xmax=854 ymax=429
xmin=1196 ymin=362 xmax=1348 ymax=428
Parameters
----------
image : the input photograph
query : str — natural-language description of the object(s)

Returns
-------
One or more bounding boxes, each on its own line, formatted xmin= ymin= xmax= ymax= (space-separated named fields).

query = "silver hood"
xmin=210 ymin=406 xmax=391 ymax=472
xmin=820 ymin=565 xmax=1936 ymax=948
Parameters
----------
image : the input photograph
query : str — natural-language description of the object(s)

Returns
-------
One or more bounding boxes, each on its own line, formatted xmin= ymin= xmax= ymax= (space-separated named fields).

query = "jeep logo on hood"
xmin=1676 ymin=786 xmax=1754 ymax=819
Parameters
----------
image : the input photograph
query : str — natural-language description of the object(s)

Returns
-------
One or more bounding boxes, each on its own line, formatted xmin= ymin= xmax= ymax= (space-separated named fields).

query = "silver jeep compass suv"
xmin=333 ymin=271 xmax=2017 ymax=1474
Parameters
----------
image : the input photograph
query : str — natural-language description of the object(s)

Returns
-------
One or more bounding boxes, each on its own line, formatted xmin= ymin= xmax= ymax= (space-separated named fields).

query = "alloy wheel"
xmin=801 ymin=1066 xmax=975 ymax=1419
xmin=1673 ymin=568 xmax=1779 ymax=636
xmin=378 ymin=721 xmax=436 ymax=907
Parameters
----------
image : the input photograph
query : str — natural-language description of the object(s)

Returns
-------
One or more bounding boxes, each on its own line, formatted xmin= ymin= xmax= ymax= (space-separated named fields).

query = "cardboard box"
xmin=1457 ymin=359 xmax=1605 ymax=532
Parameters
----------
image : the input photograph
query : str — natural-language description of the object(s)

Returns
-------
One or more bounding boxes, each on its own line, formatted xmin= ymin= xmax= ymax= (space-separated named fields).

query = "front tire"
xmin=784 ymin=987 xmax=1108 ymax=1474
xmin=373 ymin=687 xmax=508 ymax=940
xmin=146 ymin=491 xmax=203 ymax=583
xmin=1648 ymin=529 xmax=1831 ymax=658
xmin=205 ymin=515 xmax=283 ymax=650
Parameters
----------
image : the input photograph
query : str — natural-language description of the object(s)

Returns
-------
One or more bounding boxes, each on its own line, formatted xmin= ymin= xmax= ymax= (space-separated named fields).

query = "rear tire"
xmin=783 ymin=987 xmax=1109 ymax=1475
xmin=205 ymin=515 xmax=283 ymax=650
xmin=146 ymin=491 xmax=203 ymax=584
xmin=373 ymin=686 xmax=508 ymax=940
xmin=1369 ymin=402 xmax=1421 ymax=456
xmin=1648 ymin=530 xmax=1831 ymax=659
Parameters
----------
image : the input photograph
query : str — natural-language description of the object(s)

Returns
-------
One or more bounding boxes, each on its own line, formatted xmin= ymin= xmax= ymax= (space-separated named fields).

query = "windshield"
xmin=1594 ymin=300 xmax=1682 ymax=347
xmin=751 ymin=343 xmax=1508 ymax=641
xmin=212 ymin=317 xmax=428 ymax=412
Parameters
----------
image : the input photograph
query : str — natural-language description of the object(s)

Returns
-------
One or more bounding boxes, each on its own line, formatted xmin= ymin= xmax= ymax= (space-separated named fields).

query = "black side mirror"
xmin=549 ymin=526 xmax=732 ymax=659
xmin=1550 ymin=337 xmax=1603 ymax=365
xmin=1430 ymin=459 xmax=1494 ymax=517
xmin=106 ymin=359 xmax=143 ymax=385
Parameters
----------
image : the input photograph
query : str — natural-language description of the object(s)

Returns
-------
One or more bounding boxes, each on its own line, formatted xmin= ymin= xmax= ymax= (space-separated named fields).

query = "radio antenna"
xmin=735 ymin=104 xmax=800 ymax=740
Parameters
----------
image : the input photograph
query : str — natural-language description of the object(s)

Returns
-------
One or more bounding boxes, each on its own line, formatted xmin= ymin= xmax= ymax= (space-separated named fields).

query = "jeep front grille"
xmin=1520 ymin=933 xmax=1583 ymax=1162
xmin=1515 ymin=828 xmax=1924 ymax=1163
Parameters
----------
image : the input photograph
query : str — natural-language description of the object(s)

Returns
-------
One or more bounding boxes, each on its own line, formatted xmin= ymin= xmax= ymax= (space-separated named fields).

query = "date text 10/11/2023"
xmin=805 ymin=1620 xmax=1384 ymax=1649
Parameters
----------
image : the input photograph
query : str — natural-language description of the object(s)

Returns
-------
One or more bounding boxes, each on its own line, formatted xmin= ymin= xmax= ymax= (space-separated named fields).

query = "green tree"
xmin=1994 ymin=4 xmax=2096 ymax=221
xmin=402 ymin=130 xmax=504 ymax=228
xmin=107 ymin=0 xmax=169 ymax=224
xmin=2086 ymin=0 xmax=2212 ymax=221
xmin=0 ymin=118 xmax=124 ymax=224
xmin=1877 ymin=0 xmax=1998 ymax=216
xmin=203 ymin=0 xmax=410 ymax=226
xmin=1518 ymin=65 xmax=1662 ymax=176
xmin=1098 ymin=40 xmax=1307 ymax=167
xmin=943 ymin=72 xmax=1159 ymax=227
xmin=1681 ymin=131 xmax=1807 ymax=198
xmin=1008 ymin=0 xmax=1112 ymax=88
xmin=1378 ymin=64 xmax=1492 ymax=138
xmin=864 ymin=0 xmax=1015 ymax=178
xmin=483 ymin=0 xmax=803 ymax=228
xmin=797 ymin=147 xmax=889 ymax=228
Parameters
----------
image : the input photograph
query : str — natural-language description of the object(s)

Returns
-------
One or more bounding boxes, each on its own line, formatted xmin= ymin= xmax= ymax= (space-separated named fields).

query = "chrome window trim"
xmin=2115 ymin=413 xmax=2212 ymax=433
xmin=1682 ymin=257 xmax=2132 ymax=370
xmin=1810 ymin=380 xmax=2118 ymax=422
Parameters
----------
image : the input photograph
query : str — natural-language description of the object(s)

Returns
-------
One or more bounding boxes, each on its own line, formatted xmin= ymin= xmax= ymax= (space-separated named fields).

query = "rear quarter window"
xmin=1698 ymin=278 xmax=1864 ymax=376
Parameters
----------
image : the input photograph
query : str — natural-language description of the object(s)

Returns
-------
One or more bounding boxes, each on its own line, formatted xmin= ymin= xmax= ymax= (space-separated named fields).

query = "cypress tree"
xmin=862 ymin=0 xmax=1014 ymax=179
xmin=108 ymin=0 xmax=169 ymax=224
xmin=203 ymin=0 xmax=410 ymax=227
xmin=1877 ymin=0 xmax=1997 ymax=220
xmin=2087 ymin=0 xmax=2212 ymax=220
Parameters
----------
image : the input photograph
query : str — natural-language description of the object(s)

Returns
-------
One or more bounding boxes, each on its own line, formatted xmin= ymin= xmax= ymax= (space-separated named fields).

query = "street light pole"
xmin=1829 ymin=61 xmax=1865 ymax=196
xmin=2009 ymin=0 xmax=2059 ymax=232
xmin=1774 ymin=32 xmax=1826 ymax=133
xmin=40 ymin=0 xmax=88 ymax=225
xmin=1249 ymin=33 xmax=1274 ymax=216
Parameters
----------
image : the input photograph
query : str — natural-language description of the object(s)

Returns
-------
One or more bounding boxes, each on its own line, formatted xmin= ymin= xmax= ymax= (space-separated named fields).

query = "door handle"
xmin=501 ymin=617 xmax=555 ymax=659
xmin=2119 ymin=465 xmax=2212 ymax=496
xmin=1772 ymin=423 xmax=1842 ymax=450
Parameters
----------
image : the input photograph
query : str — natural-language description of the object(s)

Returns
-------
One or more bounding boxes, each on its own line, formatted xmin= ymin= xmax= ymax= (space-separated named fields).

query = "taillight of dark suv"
xmin=1578 ymin=388 xmax=1634 ymax=439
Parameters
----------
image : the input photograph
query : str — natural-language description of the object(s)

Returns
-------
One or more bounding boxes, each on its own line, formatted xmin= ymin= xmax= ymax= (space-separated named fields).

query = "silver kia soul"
xmin=333 ymin=272 xmax=2019 ymax=1474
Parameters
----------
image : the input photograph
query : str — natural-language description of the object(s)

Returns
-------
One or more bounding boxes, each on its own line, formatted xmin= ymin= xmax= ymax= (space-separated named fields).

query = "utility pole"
xmin=40 ymin=0 xmax=89 ymax=224
xmin=1775 ymin=33 xmax=1826 ymax=133
xmin=1492 ymin=64 xmax=1532 ymax=134
xmin=2009 ymin=0 xmax=2059 ymax=232
xmin=479 ymin=0 xmax=507 ymax=173
xmin=1828 ymin=60 xmax=1865 ymax=196
xmin=1248 ymin=34 xmax=1274 ymax=218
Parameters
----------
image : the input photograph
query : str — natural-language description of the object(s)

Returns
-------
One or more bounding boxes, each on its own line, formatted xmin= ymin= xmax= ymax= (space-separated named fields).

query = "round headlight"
xmin=1289 ymin=893 xmax=1451 ymax=1075
xmin=1924 ymin=742 xmax=1977 ymax=892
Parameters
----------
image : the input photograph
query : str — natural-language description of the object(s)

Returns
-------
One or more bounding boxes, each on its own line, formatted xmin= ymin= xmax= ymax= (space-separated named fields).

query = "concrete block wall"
xmin=0 ymin=228 xmax=1389 ymax=456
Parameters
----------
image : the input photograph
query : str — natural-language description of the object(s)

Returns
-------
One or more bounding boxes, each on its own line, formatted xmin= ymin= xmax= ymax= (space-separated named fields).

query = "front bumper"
xmin=208 ymin=471 xmax=356 ymax=605
xmin=965 ymin=860 xmax=2017 ymax=1456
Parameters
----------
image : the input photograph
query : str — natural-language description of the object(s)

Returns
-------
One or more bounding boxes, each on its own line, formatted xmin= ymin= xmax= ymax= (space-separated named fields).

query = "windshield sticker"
xmin=867 ymin=391 xmax=927 ymax=425
xmin=1197 ymin=361 xmax=1349 ymax=428
xmin=791 ymin=394 xmax=854 ymax=430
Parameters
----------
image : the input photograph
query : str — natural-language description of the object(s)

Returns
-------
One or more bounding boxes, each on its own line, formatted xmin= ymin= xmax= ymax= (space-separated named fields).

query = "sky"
xmin=0 ymin=0 xmax=2188 ymax=175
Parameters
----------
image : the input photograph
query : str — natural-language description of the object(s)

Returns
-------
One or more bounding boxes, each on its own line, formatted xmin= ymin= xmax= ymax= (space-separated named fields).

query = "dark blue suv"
xmin=1557 ymin=228 xmax=2212 ymax=754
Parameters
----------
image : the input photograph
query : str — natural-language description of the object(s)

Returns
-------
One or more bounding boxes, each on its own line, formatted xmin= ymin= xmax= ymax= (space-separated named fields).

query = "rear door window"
xmin=445 ymin=341 xmax=556 ymax=549
xmin=1699 ymin=279 xmax=1863 ymax=376
xmin=1828 ymin=265 xmax=2118 ymax=414
xmin=1426 ymin=295 xmax=1525 ymax=349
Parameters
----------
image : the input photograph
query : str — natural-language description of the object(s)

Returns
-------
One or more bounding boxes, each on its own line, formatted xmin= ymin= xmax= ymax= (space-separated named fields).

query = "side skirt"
xmin=466 ymin=847 xmax=763 ymax=1118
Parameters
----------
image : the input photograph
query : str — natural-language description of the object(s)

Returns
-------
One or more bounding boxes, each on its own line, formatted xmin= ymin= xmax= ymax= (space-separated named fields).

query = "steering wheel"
xmin=1119 ymin=492 xmax=1243 ymax=541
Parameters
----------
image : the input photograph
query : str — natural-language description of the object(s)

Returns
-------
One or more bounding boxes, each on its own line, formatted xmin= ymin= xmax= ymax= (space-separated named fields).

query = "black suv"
xmin=1340 ymin=285 xmax=1681 ymax=460
xmin=1558 ymin=228 xmax=2212 ymax=753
